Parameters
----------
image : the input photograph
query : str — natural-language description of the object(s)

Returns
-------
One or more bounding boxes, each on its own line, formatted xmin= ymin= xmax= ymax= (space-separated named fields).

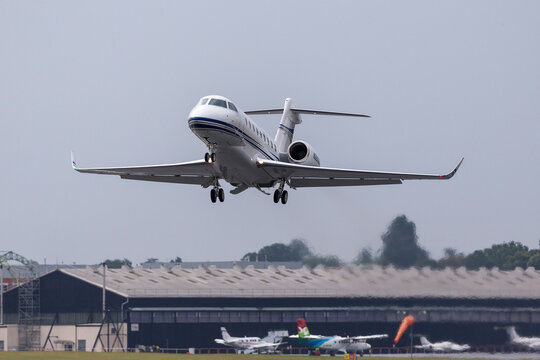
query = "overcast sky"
xmin=1 ymin=1 xmax=539 ymax=265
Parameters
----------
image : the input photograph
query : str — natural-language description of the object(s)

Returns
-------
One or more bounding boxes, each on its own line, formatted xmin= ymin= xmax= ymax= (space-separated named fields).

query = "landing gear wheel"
xmin=210 ymin=188 xmax=217 ymax=203
xmin=204 ymin=153 xmax=210 ymax=163
xmin=280 ymin=190 xmax=288 ymax=204
xmin=218 ymin=188 xmax=225 ymax=202
xmin=211 ymin=153 xmax=216 ymax=163
xmin=273 ymin=189 xmax=281 ymax=203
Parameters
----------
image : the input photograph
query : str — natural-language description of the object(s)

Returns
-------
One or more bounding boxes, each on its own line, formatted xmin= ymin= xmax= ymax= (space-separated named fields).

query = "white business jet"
xmin=499 ymin=326 xmax=540 ymax=350
xmin=415 ymin=336 xmax=470 ymax=352
xmin=72 ymin=95 xmax=463 ymax=204
xmin=214 ymin=327 xmax=283 ymax=353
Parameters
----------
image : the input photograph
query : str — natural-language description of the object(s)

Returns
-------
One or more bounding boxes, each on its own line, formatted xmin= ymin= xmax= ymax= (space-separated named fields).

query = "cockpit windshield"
xmin=228 ymin=102 xmax=238 ymax=112
xmin=208 ymin=98 xmax=227 ymax=108
xmin=199 ymin=97 xmax=209 ymax=105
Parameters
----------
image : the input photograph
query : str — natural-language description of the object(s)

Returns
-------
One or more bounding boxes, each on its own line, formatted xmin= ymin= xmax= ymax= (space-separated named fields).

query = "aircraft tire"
xmin=204 ymin=153 xmax=210 ymax=163
xmin=218 ymin=188 xmax=225 ymax=202
xmin=211 ymin=153 xmax=216 ymax=162
xmin=273 ymin=189 xmax=281 ymax=203
xmin=210 ymin=189 xmax=217 ymax=203
xmin=281 ymin=190 xmax=288 ymax=204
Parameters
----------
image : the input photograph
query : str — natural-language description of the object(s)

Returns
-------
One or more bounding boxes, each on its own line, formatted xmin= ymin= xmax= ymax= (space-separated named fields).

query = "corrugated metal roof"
xmin=59 ymin=264 xmax=540 ymax=299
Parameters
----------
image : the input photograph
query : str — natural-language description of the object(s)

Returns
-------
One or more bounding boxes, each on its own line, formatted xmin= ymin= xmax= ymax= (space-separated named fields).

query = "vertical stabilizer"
xmin=506 ymin=326 xmax=519 ymax=341
xmin=297 ymin=318 xmax=311 ymax=338
xmin=274 ymin=98 xmax=302 ymax=153
xmin=419 ymin=336 xmax=431 ymax=346
xmin=221 ymin=327 xmax=232 ymax=341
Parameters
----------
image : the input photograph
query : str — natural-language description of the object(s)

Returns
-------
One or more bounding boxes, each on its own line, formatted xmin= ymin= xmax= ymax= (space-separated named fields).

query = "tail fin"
xmin=419 ymin=336 xmax=431 ymax=346
xmin=506 ymin=326 xmax=519 ymax=341
xmin=274 ymin=98 xmax=301 ymax=153
xmin=297 ymin=318 xmax=311 ymax=338
xmin=221 ymin=327 xmax=232 ymax=341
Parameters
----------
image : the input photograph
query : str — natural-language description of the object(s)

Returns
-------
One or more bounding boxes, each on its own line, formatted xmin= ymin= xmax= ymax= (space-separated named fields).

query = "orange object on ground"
xmin=394 ymin=315 xmax=415 ymax=344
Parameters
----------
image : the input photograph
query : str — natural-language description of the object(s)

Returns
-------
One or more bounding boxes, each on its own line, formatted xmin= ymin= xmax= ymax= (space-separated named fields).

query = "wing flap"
xmin=290 ymin=178 xmax=402 ymax=187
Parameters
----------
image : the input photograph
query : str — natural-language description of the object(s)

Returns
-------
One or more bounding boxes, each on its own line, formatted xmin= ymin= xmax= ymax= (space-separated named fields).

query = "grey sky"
xmin=1 ymin=1 xmax=539 ymax=265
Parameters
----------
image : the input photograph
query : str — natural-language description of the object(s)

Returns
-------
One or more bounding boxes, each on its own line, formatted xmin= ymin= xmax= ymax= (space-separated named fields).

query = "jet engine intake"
xmin=287 ymin=141 xmax=320 ymax=167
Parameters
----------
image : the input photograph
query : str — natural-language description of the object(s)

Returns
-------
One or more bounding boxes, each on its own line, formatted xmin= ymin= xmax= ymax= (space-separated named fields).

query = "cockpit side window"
xmin=208 ymin=98 xmax=227 ymax=108
xmin=199 ymin=98 xmax=209 ymax=105
xmin=228 ymin=102 xmax=238 ymax=112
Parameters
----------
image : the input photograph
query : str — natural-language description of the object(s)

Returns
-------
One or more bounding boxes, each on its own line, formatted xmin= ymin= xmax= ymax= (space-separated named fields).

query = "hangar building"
xmin=1 ymin=263 xmax=539 ymax=351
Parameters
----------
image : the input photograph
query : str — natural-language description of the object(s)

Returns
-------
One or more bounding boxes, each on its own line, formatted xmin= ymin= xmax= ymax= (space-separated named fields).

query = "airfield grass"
xmin=0 ymin=354 xmax=534 ymax=360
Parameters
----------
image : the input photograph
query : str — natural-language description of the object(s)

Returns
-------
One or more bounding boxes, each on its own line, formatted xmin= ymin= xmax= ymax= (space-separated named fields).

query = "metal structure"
xmin=0 ymin=251 xmax=40 ymax=350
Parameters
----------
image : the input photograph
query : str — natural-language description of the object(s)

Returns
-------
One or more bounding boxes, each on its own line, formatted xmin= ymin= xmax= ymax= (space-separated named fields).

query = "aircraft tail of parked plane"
xmin=221 ymin=327 xmax=232 ymax=341
xmin=419 ymin=336 xmax=431 ymax=346
xmin=499 ymin=326 xmax=540 ymax=350
xmin=73 ymin=95 xmax=463 ymax=204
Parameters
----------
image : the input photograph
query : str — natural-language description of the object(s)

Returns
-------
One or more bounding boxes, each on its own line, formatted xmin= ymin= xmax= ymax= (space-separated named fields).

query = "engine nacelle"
xmin=287 ymin=141 xmax=321 ymax=167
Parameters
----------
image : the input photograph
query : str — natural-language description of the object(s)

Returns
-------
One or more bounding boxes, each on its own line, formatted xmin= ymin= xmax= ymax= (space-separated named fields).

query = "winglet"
xmin=71 ymin=151 xmax=78 ymax=170
xmin=440 ymin=157 xmax=464 ymax=179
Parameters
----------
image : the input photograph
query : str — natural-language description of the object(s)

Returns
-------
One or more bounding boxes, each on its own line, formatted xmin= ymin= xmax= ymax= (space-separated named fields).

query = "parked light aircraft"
xmin=415 ymin=336 xmax=470 ymax=352
xmin=72 ymin=95 xmax=463 ymax=204
xmin=289 ymin=318 xmax=387 ymax=355
xmin=499 ymin=326 xmax=540 ymax=350
xmin=214 ymin=327 xmax=283 ymax=353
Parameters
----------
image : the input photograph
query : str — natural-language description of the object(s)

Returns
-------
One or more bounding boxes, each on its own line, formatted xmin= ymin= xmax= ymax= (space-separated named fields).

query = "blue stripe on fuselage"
xmin=300 ymin=338 xmax=332 ymax=348
xmin=188 ymin=117 xmax=279 ymax=161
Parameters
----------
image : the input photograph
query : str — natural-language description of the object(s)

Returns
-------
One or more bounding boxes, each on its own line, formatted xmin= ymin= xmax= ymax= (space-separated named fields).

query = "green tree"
xmin=169 ymin=257 xmax=182 ymax=263
xmin=379 ymin=215 xmax=430 ymax=268
xmin=527 ymin=253 xmax=540 ymax=270
xmin=242 ymin=239 xmax=312 ymax=262
xmin=103 ymin=258 xmax=132 ymax=269
xmin=437 ymin=248 xmax=465 ymax=268
xmin=354 ymin=247 xmax=374 ymax=265
xmin=303 ymin=255 xmax=342 ymax=268
xmin=463 ymin=241 xmax=529 ymax=270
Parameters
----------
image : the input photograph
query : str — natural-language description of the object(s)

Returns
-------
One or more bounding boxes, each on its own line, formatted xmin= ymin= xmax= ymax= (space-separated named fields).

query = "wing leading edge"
xmin=257 ymin=158 xmax=463 ymax=188
xmin=71 ymin=153 xmax=218 ymax=187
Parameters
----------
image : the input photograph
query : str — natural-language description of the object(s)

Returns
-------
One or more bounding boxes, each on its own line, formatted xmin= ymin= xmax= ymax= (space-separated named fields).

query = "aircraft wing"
xmin=214 ymin=339 xmax=226 ymax=345
xmin=351 ymin=334 xmax=389 ymax=340
xmin=72 ymin=153 xmax=218 ymax=187
xmin=256 ymin=158 xmax=463 ymax=188
xmin=289 ymin=335 xmax=324 ymax=340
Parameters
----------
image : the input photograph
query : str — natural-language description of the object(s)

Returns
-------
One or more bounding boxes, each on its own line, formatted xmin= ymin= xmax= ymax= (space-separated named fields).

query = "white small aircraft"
xmin=214 ymin=327 xmax=283 ymax=353
xmin=415 ymin=336 xmax=470 ymax=352
xmin=499 ymin=326 xmax=540 ymax=350
xmin=72 ymin=95 xmax=463 ymax=204
xmin=290 ymin=318 xmax=387 ymax=355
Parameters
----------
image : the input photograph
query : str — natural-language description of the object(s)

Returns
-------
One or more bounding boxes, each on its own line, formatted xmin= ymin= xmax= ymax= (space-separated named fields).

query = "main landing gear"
xmin=204 ymin=152 xmax=216 ymax=163
xmin=210 ymin=187 xmax=225 ymax=203
xmin=273 ymin=180 xmax=288 ymax=204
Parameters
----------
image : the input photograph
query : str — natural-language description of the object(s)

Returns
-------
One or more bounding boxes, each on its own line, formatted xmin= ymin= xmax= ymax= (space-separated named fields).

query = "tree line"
xmin=102 ymin=215 xmax=540 ymax=270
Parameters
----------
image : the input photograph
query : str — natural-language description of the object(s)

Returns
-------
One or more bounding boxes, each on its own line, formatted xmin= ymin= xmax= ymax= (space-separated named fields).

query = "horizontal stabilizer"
xmin=245 ymin=108 xmax=369 ymax=118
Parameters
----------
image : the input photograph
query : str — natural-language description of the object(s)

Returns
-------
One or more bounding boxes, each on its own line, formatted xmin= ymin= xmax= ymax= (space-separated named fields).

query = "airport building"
xmin=1 ymin=263 xmax=540 ymax=351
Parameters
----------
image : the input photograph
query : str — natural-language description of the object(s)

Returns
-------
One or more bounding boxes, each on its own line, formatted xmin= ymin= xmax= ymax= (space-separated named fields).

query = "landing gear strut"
xmin=273 ymin=180 xmax=288 ymax=204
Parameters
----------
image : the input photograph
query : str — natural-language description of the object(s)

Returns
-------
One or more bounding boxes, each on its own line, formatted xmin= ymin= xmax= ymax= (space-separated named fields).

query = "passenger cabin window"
xmin=228 ymin=102 xmax=238 ymax=112
xmin=199 ymin=98 xmax=209 ymax=105
xmin=208 ymin=98 xmax=227 ymax=108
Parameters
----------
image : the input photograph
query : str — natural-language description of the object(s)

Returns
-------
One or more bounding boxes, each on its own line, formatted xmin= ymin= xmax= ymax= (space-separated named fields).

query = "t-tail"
xmin=274 ymin=98 xmax=301 ymax=153
xmin=221 ymin=327 xmax=232 ymax=341
xmin=419 ymin=336 xmax=431 ymax=346
xmin=505 ymin=326 xmax=519 ymax=341
xmin=297 ymin=318 xmax=311 ymax=339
